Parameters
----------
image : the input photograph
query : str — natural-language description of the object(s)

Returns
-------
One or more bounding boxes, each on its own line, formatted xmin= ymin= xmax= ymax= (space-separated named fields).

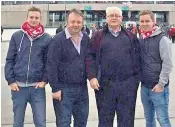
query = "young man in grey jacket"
xmin=139 ymin=10 xmax=173 ymax=127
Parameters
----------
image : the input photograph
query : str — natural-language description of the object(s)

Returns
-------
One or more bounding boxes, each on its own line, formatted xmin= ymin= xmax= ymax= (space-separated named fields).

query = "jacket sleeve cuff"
xmin=158 ymin=82 xmax=165 ymax=88
xmin=88 ymin=75 xmax=96 ymax=81
xmin=49 ymin=84 xmax=60 ymax=93
xmin=7 ymin=78 xmax=16 ymax=85
xmin=42 ymin=76 xmax=48 ymax=84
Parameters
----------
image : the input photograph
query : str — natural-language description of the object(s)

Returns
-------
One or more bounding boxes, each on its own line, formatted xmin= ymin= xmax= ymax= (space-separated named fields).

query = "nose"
xmin=142 ymin=22 xmax=147 ymax=25
xmin=74 ymin=22 xmax=79 ymax=27
xmin=31 ymin=17 xmax=37 ymax=22
xmin=33 ymin=18 xmax=37 ymax=22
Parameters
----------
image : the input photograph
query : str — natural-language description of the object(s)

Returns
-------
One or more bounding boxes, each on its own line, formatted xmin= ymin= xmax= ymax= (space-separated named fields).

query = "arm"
xmin=42 ymin=36 xmax=52 ymax=83
xmin=47 ymin=35 xmax=62 ymax=93
xmin=133 ymin=36 xmax=141 ymax=81
xmin=86 ymin=31 xmax=101 ymax=90
xmin=125 ymin=28 xmax=141 ymax=82
xmin=86 ymin=31 xmax=100 ymax=80
xmin=158 ymin=36 xmax=173 ymax=87
xmin=5 ymin=34 xmax=17 ymax=85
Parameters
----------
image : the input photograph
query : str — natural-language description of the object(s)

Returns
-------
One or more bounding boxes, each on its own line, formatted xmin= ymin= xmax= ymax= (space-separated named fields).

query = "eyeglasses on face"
xmin=107 ymin=14 xmax=121 ymax=18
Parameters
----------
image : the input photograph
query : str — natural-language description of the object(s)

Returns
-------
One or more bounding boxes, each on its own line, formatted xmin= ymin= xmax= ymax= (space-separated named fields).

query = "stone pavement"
xmin=1 ymin=82 xmax=175 ymax=127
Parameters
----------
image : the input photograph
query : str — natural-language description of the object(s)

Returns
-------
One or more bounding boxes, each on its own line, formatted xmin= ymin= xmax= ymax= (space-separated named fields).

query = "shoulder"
xmin=160 ymin=34 xmax=171 ymax=46
xmin=54 ymin=31 xmax=66 ymax=39
xmin=82 ymin=32 xmax=90 ymax=40
xmin=10 ymin=30 xmax=24 ymax=43
xmin=42 ymin=32 xmax=52 ymax=41
xmin=50 ymin=31 xmax=66 ymax=46
xmin=92 ymin=29 xmax=104 ymax=38
xmin=122 ymin=27 xmax=138 ymax=41
xmin=43 ymin=32 xmax=51 ymax=38
xmin=12 ymin=30 xmax=23 ymax=37
xmin=122 ymin=27 xmax=135 ymax=36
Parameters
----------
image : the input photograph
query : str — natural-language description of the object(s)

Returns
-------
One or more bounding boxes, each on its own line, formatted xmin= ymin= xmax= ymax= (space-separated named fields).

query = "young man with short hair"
xmin=5 ymin=6 xmax=52 ymax=127
xmin=139 ymin=10 xmax=173 ymax=127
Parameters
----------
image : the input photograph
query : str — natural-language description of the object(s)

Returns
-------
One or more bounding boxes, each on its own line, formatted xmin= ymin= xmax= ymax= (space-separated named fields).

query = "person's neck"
xmin=71 ymin=33 xmax=79 ymax=38
xmin=67 ymin=28 xmax=79 ymax=38
xmin=109 ymin=25 xmax=121 ymax=33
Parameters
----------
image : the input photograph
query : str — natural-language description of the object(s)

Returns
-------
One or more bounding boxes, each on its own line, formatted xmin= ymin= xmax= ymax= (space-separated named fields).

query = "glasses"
xmin=107 ymin=14 xmax=121 ymax=18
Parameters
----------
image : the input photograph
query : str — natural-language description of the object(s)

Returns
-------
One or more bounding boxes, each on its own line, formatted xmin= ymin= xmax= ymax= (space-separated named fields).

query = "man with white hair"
xmin=86 ymin=6 xmax=141 ymax=127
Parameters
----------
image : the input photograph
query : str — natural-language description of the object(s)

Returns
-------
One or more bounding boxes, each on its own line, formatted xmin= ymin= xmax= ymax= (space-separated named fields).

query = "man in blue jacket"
xmin=86 ymin=7 xmax=141 ymax=127
xmin=47 ymin=9 xmax=89 ymax=127
xmin=5 ymin=6 xmax=52 ymax=127
xmin=139 ymin=10 xmax=173 ymax=127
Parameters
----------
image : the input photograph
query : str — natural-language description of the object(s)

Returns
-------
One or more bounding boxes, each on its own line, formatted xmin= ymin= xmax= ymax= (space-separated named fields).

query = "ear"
xmin=40 ymin=16 xmax=42 ymax=23
xmin=26 ymin=15 xmax=28 ymax=20
xmin=65 ymin=22 xmax=67 ymax=27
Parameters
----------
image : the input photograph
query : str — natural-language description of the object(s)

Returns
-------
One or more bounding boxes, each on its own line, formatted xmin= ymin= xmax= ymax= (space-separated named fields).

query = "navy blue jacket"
xmin=86 ymin=25 xmax=141 ymax=84
xmin=5 ymin=30 xmax=52 ymax=85
xmin=47 ymin=31 xmax=90 ymax=92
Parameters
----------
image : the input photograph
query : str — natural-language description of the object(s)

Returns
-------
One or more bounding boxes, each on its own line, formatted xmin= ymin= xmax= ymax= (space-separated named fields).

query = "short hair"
xmin=66 ymin=9 xmax=84 ymax=21
xmin=106 ymin=7 xmax=122 ymax=16
xmin=139 ymin=10 xmax=154 ymax=21
xmin=27 ymin=6 xmax=41 ymax=16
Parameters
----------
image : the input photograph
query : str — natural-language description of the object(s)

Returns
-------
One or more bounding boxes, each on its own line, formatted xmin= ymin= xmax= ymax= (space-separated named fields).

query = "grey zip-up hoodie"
xmin=139 ymin=26 xmax=173 ymax=88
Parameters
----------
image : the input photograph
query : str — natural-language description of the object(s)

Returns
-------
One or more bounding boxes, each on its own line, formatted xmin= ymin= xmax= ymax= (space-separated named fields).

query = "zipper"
xmin=18 ymin=33 xmax=25 ymax=52
xmin=26 ymin=40 xmax=33 ymax=86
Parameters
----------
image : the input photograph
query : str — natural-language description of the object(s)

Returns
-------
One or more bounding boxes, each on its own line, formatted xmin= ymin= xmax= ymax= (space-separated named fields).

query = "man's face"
xmin=67 ymin=12 xmax=83 ymax=35
xmin=106 ymin=12 xmax=123 ymax=28
xmin=27 ymin=11 xmax=41 ymax=27
xmin=139 ymin=14 xmax=154 ymax=32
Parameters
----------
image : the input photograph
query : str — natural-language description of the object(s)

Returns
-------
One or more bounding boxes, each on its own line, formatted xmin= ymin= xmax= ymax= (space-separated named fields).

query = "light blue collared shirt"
xmin=65 ymin=28 xmax=83 ymax=54
xmin=16 ymin=81 xmax=38 ymax=87
xmin=108 ymin=26 xmax=121 ymax=37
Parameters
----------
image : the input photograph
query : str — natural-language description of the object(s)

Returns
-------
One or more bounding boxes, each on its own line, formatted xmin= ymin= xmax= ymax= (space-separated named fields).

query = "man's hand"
xmin=52 ymin=90 xmax=62 ymax=101
xmin=152 ymin=84 xmax=164 ymax=92
xmin=35 ymin=81 xmax=47 ymax=89
xmin=90 ymin=78 xmax=100 ymax=90
xmin=10 ymin=82 xmax=19 ymax=91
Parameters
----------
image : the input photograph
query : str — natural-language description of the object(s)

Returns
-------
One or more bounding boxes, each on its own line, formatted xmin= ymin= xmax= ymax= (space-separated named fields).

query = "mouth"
xmin=73 ymin=28 xmax=79 ymax=30
xmin=141 ymin=26 xmax=147 ymax=28
xmin=111 ymin=20 xmax=119 ymax=23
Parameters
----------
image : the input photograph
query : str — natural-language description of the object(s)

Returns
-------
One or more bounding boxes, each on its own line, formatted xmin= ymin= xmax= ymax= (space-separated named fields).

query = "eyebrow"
xmin=140 ymin=20 xmax=150 ymax=21
xmin=29 ymin=16 xmax=39 ymax=18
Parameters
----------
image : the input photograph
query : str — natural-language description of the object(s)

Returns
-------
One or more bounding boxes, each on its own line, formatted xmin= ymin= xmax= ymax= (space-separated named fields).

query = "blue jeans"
xmin=11 ymin=86 xmax=46 ymax=127
xmin=141 ymin=86 xmax=171 ymax=127
xmin=53 ymin=85 xmax=89 ymax=127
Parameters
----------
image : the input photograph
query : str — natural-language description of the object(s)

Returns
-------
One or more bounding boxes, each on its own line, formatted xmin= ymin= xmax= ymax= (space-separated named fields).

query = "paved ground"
xmin=1 ymin=39 xmax=175 ymax=127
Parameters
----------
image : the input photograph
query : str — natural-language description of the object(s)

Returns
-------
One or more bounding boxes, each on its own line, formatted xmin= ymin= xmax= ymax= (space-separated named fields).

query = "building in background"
xmin=1 ymin=1 xmax=175 ymax=28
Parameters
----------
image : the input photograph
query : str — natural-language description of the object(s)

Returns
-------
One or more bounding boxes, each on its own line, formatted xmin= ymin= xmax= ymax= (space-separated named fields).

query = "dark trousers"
xmin=53 ymin=85 xmax=89 ymax=127
xmin=172 ymin=36 xmax=175 ymax=43
xmin=95 ymin=76 xmax=139 ymax=127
